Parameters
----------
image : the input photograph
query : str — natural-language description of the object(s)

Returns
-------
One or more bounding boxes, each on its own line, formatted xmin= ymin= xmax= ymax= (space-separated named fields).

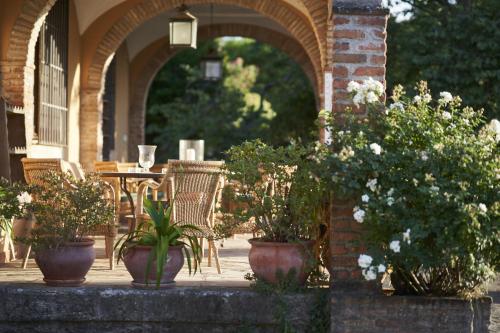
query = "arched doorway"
xmin=127 ymin=23 xmax=320 ymax=161
xmin=79 ymin=0 xmax=327 ymax=168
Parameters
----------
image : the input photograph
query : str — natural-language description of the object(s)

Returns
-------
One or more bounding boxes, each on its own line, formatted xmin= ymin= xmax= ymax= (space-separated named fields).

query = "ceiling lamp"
xmin=169 ymin=4 xmax=198 ymax=48
xmin=201 ymin=4 xmax=223 ymax=80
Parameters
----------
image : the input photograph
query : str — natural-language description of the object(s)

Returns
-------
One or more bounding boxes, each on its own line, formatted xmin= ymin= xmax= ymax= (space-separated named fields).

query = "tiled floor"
xmin=0 ymin=234 xmax=253 ymax=287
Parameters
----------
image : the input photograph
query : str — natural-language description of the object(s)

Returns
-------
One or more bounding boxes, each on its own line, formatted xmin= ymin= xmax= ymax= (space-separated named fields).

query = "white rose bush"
xmin=0 ymin=178 xmax=33 ymax=232
xmin=319 ymin=80 xmax=499 ymax=297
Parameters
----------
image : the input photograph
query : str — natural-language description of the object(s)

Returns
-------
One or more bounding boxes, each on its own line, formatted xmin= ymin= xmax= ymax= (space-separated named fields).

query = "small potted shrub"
xmin=218 ymin=140 xmax=327 ymax=285
xmin=320 ymin=79 xmax=499 ymax=297
xmin=115 ymin=198 xmax=202 ymax=288
xmin=26 ymin=171 xmax=115 ymax=286
xmin=0 ymin=179 xmax=32 ymax=260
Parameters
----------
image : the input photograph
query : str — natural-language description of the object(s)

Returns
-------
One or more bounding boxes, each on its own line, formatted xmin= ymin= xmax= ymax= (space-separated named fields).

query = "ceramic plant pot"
xmin=248 ymin=238 xmax=315 ymax=285
xmin=123 ymin=245 xmax=184 ymax=288
xmin=35 ymin=238 xmax=96 ymax=287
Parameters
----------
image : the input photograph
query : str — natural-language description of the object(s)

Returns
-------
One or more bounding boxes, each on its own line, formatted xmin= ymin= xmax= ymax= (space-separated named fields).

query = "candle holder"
xmin=179 ymin=140 xmax=204 ymax=161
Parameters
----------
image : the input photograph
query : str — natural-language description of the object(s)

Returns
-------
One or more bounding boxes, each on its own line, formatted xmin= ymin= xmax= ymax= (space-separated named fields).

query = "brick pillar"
xmin=80 ymin=89 xmax=103 ymax=170
xmin=328 ymin=0 xmax=388 ymax=288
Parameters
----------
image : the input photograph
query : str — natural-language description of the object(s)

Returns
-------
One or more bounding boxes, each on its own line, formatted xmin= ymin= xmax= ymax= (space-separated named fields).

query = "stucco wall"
xmin=110 ymin=43 xmax=129 ymax=162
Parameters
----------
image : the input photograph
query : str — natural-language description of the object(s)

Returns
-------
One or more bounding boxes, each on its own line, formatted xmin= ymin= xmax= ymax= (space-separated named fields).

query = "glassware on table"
xmin=138 ymin=145 xmax=157 ymax=172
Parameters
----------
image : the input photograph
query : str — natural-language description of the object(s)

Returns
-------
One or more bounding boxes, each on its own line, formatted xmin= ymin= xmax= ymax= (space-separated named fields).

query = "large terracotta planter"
xmin=35 ymin=238 xmax=95 ymax=287
xmin=248 ymin=238 xmax=315 ymax=285
xmin=123 ymin=245 xmax=184 ymax=288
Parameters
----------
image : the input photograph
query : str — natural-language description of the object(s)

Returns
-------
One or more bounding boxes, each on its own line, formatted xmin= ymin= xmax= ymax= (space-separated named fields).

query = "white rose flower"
xmin=365 ymin=77 xmax=384 ymax=96
xmin=369 ymin=143 xmax=382 ymax=155
xmin=366 ymin=91 xmax=379 ymax=104
xmin=389 ymin=102 xmax=404 ymax=111
xmin=442 ymin=111 xmax=452 ymax=120
xmin=386 ymin=197 xmax=395 ymax=206
xmin=413 ymin=95 xmax=422 ymax=103
xmin=353 ymin=92 xmax=364 ymax=106
xmin=390 ymin=240 xmax=401 ymax=253
xmin=439 ymin=91 xmax=453 ymax=104
xmin=347 ymin=81 xmax=361 ymax=93
xmin=420 ymin=151 xmax=429 ymax=161
xmin=387 ymin=188 xmax=395 ymax=196
xmin=377 ymin=264 xmax=386 ymax=273
xmin=430 ymin=185 xmax=440 ymax=193
xmin=17 ymin=192 xmax=32 ymax=204
xmin=358 ymin=254 xmax=373 ymax=269
xmin=478 ymin=203 xmax=488 ymax=213
xmin=487 ymin=119 xmax=500 ymax=142
xmin=362 ymin=267 xmax=377 ymax=281
xmin=361 ymin=194 xmax=370 ymax=203
xmin=402 ymin=228 xmax=411 ymax=244
xmin=353 ymin=209 xmax=366 ymax=223
xmin=423 ymin=93 xmax=432 ymax=103
xmin=366 ymin=178 xmax=378 ymax=192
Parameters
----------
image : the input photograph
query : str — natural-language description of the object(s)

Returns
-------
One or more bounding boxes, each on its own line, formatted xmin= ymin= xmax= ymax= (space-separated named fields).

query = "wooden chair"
xmin=135 ymin=160 xmax=224 ymax=274
xmin=21 ymin=158 xmax=117 ymax=269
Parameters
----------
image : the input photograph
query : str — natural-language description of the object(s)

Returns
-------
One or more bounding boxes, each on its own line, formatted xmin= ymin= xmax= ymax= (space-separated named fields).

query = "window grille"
xmin=35 ymin=0 xmax=68 ymax=146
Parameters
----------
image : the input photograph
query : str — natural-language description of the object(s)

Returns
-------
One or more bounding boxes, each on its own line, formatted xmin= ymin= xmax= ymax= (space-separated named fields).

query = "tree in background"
xmin=146 ymin=39 xmax=317 ymax=162
xmin=386 ymin=0 xmax=500 ymax=119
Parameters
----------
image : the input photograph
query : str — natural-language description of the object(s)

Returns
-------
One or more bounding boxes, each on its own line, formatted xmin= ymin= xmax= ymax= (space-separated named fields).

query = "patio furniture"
xmin=135 ymin=160 xmax=224 ymax=274
xmin=97 ymin=171 xmax=164 ymax=232
xmin=21 ymin=158 xmax=117 ymax=269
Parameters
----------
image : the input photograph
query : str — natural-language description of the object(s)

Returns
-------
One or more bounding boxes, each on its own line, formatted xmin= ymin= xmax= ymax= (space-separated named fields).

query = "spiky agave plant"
xmin=115 ymin=198 xmax=202 ymax=287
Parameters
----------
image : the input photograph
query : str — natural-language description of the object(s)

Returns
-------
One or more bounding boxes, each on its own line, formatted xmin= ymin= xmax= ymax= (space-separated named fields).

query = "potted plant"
xmin=115 ymin=198 xmax=202 ymax=288
xmin=26 ymin=171 xmax=115 ymax=286
xmin=0 ymin=178 xmax=32 ymax=261
xmin=320 ymin=79 xmax=499 ymax=297
xmin=217 ymin=140 xmax=327 ymax=285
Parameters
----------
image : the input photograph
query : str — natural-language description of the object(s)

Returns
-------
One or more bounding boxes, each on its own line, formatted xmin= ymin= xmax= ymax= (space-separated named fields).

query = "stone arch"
xmin=0 ymin=0 xmax=57 ymax=153
xmin=128 ymin=23 xmax=318 ymax=159
xmin=1 ymin=0 xmax=56 ymax=105
xmin=80 ymin=0 xmax=327 ymax=167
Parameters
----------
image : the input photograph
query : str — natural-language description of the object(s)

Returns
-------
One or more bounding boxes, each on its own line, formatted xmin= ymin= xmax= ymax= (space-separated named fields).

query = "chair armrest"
xmin=135 ymin=179 xmax=165 ymax=220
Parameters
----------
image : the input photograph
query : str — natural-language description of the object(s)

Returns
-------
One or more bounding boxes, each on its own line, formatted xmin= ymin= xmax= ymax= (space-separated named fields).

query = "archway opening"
xmin=145 ymin=38 xmax=318 ymax=162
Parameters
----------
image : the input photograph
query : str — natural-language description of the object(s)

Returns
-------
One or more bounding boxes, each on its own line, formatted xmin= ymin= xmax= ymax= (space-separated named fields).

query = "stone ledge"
xmin=332 ymin=0 xmax=389 ymax=16
xmin=0 ymin=284 xmax=328 ymax=333
xmin=331 ymin=291 xmax=492 ymax=333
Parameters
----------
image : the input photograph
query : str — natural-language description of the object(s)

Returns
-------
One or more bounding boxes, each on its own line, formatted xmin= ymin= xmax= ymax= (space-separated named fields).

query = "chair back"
xmin=21 ymin=158 xmax=68 ymax=186
xmin=166 ymin=160 xmax=224 ymax=229
xmin=117 ymin=162 xmax=138 ymax=172
xmin=94 ymin=161 xmax=119 ymax=172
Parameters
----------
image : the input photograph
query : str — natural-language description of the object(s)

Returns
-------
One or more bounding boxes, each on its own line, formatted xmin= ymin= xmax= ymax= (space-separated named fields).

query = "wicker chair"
xmin=21 ymin=158 xmax=117 ymax=269
xmin=94 ymin=161 xmax=122 ymax=217
xmin=135 ymin=160 xmax=224 ymax=273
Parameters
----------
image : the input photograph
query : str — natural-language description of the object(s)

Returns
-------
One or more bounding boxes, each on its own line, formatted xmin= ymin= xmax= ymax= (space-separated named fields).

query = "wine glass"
xmin=138 ymin=145 xmax=156 ymax=172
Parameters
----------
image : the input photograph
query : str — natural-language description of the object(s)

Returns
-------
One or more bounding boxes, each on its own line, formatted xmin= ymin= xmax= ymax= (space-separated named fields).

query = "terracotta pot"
xmin=12 ymin=217 xmax=33 ymax=259
xmin=35 ymin=238 xmax=95 ymax=287
xmin=123 ymin=245 xmax=184 ymax=288
xmin=248 ymin=238 xmax=315 ymax=285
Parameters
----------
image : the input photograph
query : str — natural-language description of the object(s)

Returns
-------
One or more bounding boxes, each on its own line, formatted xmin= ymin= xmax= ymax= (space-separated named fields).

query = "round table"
xmin=98 ymin=171 xmax=164 ymax=230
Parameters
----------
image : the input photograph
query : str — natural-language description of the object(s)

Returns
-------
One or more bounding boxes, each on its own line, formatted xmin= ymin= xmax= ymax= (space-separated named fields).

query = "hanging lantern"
xmin=201 ymin=50 xmax=223 ymax=81
xmin=200 ymin=4 xmax=222 ymax=80
xmin=169 ymin=4 xmax=198 ymax=48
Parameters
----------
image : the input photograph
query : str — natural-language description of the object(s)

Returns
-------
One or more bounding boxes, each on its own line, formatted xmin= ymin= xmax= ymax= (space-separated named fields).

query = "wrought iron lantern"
xmin=200 ymin=4 xmax=222 ymax=80
xmin=201 ymin=50 xmax=223 ymax=81
xmin=169 ymin=4 xmax=198 ymax=48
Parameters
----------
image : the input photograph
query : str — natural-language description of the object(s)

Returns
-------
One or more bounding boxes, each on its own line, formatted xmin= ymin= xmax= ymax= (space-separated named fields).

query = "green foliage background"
xmin=146 ymin=38 xmax=317 ymax=162
xmin=386 ymin=0 xmax=500 ymax=120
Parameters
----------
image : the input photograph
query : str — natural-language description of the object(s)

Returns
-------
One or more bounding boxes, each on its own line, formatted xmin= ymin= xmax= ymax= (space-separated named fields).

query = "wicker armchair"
xmin=135 ymin=160 xmax=224 ymax=273
xmin=21 ymin=158 xmax=117 ymax=269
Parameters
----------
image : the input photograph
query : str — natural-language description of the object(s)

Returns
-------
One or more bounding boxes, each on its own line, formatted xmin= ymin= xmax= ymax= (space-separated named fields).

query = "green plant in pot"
xmin=25 ymin=171 xmax=115 ymax=286
xmin=319 ymin=79 xmax=499 ymax=297
xmin=0 ymin=178 xmax=32 ymax=259
xmin=217 ymin=140 xmax=327 ymax=286
xmin=115 ymin=198 xmax=202 ymax=288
